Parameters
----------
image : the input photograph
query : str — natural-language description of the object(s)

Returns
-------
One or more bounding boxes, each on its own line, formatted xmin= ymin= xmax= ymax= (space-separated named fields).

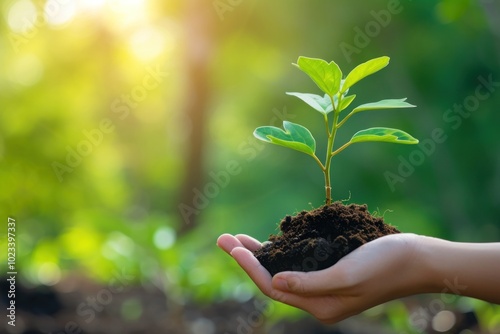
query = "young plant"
xmin=254 ymin=56 xmax=418 ymax=205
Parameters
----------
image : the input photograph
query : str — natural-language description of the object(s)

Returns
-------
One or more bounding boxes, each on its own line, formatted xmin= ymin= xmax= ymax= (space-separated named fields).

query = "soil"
xmin=254 ymin=201 xmax=400 ymax=276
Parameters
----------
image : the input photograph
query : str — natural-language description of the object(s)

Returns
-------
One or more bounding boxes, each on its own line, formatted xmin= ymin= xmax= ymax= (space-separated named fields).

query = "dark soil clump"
xmin=254 ymin=201 xmax=400 ymax=276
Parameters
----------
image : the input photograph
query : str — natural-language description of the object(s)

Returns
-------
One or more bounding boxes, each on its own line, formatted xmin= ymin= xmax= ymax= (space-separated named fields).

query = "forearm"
xmin=419 ymin=236 xmax=500 ymax=304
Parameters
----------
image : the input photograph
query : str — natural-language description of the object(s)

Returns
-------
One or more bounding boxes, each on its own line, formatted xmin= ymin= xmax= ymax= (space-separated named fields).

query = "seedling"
xmin=254 ymin=56 xmax=418 ymax=204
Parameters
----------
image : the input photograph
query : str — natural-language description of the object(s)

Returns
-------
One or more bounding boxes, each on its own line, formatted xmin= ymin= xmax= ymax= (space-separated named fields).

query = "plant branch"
xmin=311 ymin=153 xmax=326 ymax=171
xmin=331 ymin=141 xmax=353 ymax=157
xmin=337 ymin=110 xmax=354 ymax=128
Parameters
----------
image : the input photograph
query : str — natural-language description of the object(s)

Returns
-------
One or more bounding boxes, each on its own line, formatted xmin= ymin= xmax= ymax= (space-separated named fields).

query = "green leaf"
xmin=340 ymin=79 xmax=348 ymax=95
xmin=295 ymin=57 xmax=342 ymax=96
xmin=254 ymin=121 xmax=316 ymax=156
xmin=339 ymin=94 xmax=356 ymax=112
xmin=351 ymin=98 xmax=415 ymax=114
xmin=286 ymin=92 xmax=333 ymax=114
xmin=341 ymin=56 xmax=390 ymax=93
xmin=349 ymin=127 xmax=419 ymax=145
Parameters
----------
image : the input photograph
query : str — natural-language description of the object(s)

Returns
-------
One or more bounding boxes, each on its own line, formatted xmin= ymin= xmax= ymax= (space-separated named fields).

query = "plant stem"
xmin=324 ymin=166 xmax=332 ymax=204
xmin=322 ymin=113 xmax=332 ymax=204
xmin=323 ymin=94 xmax=341 ymax=205
xmin=323 ymin=114 xmax=331 ymax=137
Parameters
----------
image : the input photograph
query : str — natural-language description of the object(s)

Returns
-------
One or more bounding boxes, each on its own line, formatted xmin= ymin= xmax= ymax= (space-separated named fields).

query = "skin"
xmin=217 ymin=233 xmax=500 ymax=324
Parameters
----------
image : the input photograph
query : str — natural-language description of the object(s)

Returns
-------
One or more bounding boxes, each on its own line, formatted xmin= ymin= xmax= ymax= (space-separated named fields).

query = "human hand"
xmin=217 ymin=233 xmax=428 ymax=324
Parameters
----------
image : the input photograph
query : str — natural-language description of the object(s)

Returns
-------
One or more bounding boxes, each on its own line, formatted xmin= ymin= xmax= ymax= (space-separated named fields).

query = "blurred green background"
xmin=1 ymin=0 xmax=500 ymax=333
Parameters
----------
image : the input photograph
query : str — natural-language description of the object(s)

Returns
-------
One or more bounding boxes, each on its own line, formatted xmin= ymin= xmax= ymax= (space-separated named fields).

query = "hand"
xmin=217 ymin=233 xmax=427 ymax=324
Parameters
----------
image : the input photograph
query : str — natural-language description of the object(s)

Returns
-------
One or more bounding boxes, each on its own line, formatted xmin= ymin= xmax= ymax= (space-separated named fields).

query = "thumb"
xmin=272 ymin=269 xmax=342 ymax=296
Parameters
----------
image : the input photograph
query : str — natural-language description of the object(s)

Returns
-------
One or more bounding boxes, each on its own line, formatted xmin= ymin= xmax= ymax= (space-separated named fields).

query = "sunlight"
xmin=37 ymin=262 xmax=62 ymax=286
xmin=7 ymin=0 xmax=37 ymax=34
xmin=16 ymin=0 xmax=154 ymax=31
xmin=108 ymin=0 xmax=147 ymax=14
xmin=77 ymin=0 xmax=107 ymax=12
xmin=103 ymin=232 xmax=136 ymax=258
xmin=75 ymin=0 xmax=146 ymax=19
xmin=44 ymin=0 xmax=77 ymax=27
xmin=153 ymin=226 xmax=176 ymax=250
xmin=107 ymin=0 xmax=150 ymax=31
xmin=6 ymin=0 xmax=157 ymax=43
xmin=129 ymin=25 xmax=171 ymax=62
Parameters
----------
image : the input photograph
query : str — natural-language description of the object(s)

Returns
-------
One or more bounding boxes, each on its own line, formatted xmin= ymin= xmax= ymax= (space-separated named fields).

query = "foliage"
xmin=254 ymin=56 xmax=418 ymax=204
xmin=0 ymin=0 xmax=499 ymax=332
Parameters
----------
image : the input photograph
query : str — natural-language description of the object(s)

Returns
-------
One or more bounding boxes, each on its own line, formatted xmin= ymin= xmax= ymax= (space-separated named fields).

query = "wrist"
xmin=406 ymin=234 xmax=447 ymax=294
xmin=412 ymin=235 xmax=473 ymax=297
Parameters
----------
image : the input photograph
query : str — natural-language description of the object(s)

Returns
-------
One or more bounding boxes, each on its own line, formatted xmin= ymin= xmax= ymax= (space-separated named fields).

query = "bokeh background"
xmin=1 ymin=0 xmax=500 ymax=333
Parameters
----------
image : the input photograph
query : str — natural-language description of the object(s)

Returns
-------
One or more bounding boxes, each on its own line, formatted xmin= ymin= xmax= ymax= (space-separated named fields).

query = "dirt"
xmin=254 ymin=201 xmax=400 ymax=276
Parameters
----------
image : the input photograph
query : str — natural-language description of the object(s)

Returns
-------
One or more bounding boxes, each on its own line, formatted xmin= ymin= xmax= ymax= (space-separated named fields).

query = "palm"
xmin=217 ymin=233 xmax=420 ymax=323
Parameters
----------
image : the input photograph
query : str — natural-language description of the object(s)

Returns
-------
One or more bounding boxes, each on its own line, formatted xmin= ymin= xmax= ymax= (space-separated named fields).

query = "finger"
xmin=217 ymin=234 xmax=244 ymax=255
xmin=270 ymin=291 xmax=348 ymax=324
xmin=231 ymin=247 xmax=348 ymax=321
xmin=229 ymin=247 xmax=303 ymax=305
xmin=235 ymin=234 xmax=263 ymax=251
xmin=268 ymin=277 xmax=347 ymax=322
xmin=230 ymin=247 xmax=274 ymax=295
xmin=272 ymin=267 xmax=349 ymax=297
